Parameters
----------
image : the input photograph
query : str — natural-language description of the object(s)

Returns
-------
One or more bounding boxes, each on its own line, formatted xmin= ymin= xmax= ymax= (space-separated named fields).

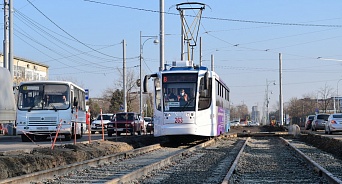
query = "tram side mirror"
xmin=144 ymin=73 xmax=158 ymax=93
xmin=143 ymin=75 xmax=149 ymax=93
xmin=204 ymin=72 xmax=209 ymax=90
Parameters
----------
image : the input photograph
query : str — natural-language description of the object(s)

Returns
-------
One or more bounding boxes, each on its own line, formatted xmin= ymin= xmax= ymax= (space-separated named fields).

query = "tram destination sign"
xmin=163 ymin=73 xmax=197 ymax=83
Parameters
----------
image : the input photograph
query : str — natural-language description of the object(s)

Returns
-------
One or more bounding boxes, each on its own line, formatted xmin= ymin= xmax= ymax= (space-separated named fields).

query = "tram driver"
xmin=177 ymin=89 xmax=188 ymax=102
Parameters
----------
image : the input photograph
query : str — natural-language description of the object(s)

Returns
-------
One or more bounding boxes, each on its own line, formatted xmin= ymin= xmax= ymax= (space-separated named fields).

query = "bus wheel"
xmin=76 ymin=127 xmax=83 ymax=139
xmin=21 ymin=134 xmax=31 ymax=142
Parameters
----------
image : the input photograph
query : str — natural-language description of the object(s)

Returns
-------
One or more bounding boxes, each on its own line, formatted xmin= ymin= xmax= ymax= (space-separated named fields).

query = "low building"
xmin=0 ymin=54 xmax=49 ymax=86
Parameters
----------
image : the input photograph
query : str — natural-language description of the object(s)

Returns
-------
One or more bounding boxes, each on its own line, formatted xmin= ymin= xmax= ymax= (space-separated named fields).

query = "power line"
xmin=83 ymin=0 xmax=342 ymax=28
xmin=25 ymin=0 xmax=123 ymax=60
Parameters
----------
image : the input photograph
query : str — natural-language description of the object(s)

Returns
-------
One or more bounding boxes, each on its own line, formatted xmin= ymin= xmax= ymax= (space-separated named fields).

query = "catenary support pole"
xmin=159 ymin=0 xmax=164 ymax=71
xmin=211 ymin=54 xmax=214 ymax=71
xmin=123 ymin=40 xmax=127 ymax=112
xmin=279 ymin=53 xmax=283 ymax=126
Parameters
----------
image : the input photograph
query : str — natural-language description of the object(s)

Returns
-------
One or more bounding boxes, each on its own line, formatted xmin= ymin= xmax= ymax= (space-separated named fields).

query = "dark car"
xmin=107 ymin=112 xmax=144 ymax=136
xmin=305 ymin=115 xmax=315 ymax=130
xmin=146 ymin=121 xmax=154 ymax=134
xmin=311 ymin=113 xmax=329 ymax=131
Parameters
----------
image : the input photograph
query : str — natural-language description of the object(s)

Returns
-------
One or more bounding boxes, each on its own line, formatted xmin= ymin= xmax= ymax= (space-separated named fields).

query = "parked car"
xmin=107 ymin=112 xmax=144 ymax=136
xmin=144 ymin=117 xmax=152 ymax=127
xmin=311 ymin=113 xmax=329 ymax=131
xmin=305 ymin=115 xmax=315 ymax=130
xmin=248 ymin=121 xmax=259 ymax=126
xmin=325 ymin=113 xmax=342 ymax=134
xmin=90 ymin=113 xmax=115 ymax=134
xmin=230 ymin=120 xmax=240 ymax=127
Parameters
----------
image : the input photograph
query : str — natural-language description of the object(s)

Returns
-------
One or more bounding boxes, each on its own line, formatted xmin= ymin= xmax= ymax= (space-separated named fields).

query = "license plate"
xmin=116 ymin=128 xmax=124 ymax=131
xmin=37 ymin=127 xmax=48 ymax=130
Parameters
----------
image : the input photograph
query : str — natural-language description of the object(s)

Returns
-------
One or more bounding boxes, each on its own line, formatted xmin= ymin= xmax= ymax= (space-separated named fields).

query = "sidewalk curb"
xmin=0 ymin=135 xmax=20 ymax=141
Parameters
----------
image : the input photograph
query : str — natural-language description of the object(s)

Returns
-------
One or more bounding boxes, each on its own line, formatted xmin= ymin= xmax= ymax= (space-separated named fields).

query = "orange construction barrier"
xmin=86 ymin=110 xmax=91 ymax=143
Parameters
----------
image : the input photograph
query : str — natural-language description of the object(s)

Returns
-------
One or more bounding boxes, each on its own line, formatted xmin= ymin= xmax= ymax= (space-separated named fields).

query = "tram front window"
xmin=162 ymin=73 xmax=198 ymax=112
xmin=163 ymin=85 xmax=196 ymax=112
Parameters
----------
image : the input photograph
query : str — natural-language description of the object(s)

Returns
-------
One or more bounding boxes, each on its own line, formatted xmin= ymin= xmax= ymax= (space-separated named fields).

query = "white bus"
xmin=16 ymin=81 xmax=86 ymax=142
xmin=144 ymin=61 xmax=230 ymax=138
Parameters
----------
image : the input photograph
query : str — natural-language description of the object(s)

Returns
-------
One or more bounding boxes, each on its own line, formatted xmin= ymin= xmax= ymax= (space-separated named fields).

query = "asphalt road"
xmin=0 ymin=132 xmax=124 ymax=152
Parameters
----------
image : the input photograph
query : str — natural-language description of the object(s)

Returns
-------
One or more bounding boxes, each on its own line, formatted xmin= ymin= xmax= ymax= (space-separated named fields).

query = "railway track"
xmin=0 ymin=138 xmax=215 ymax=184
xmin=1 ymin=135 xmax=342 ymax=184
xmin=225 ymin=137 xmax=342 ymax=184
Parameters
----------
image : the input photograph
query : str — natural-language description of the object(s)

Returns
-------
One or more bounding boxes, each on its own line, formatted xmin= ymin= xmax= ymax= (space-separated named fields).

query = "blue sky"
xmin=3 ymin=0 xmax=342 ymax=112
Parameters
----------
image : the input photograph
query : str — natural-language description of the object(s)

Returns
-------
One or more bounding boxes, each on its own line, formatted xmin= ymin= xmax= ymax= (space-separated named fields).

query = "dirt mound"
xmin=0 ymin=135 xmax=166 ymax=180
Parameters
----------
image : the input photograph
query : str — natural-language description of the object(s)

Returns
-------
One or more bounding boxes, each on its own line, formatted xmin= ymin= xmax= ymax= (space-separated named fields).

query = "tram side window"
xmin=198 ymin=77 xmax=212 ymax=110
xmin=154 ymin=78 xmax=162 ymax=111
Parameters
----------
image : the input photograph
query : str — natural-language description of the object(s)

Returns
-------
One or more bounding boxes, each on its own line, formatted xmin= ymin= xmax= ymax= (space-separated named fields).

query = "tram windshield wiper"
xmin=180 ymin=97 xmax=195 ymax=111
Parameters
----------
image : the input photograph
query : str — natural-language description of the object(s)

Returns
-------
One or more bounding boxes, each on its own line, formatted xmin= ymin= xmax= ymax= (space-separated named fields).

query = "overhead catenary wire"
xmin=25 ymin=0 xmax=125 ymax=61
xmin=83 ymin=0 xmax=342 ymax=28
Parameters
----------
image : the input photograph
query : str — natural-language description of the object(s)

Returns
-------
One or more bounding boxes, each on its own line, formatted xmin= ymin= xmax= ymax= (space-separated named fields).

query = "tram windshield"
xmin=18 ymin=84 xmax=70 ymax=111
xmin=162 ymin=73 xmax=197 ymax=111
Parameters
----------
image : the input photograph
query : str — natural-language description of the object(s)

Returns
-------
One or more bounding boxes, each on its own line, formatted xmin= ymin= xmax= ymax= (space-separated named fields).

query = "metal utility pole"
xmin=3 ymin=0 xmax=9 ymax=69
xmin=211 ymin=54 xmax=214 ymax=71
xmin=3 ymin=0 xmax=13 ymax=78
xmin=279 ymin=53 xmax=283 ymax=126
xmin=140 ymin=31 xmax=143 ymax=118
xmin=337 ymin=79 xmax=342 ymax=113
xmin=9 ymin=0 xmax=13 ymax=78
xmin=123 ymin=39 xmax=127 ymax=112
xmin=266 ymin=79 xmax=276 ymax=125
xmin=200 ymin=37 xmax=202 ymax=66
xmin=159 ymin=0 xmax=165 ymax=71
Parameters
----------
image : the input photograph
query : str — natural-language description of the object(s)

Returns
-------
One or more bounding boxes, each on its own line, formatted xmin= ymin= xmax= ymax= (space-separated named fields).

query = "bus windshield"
xmin=162 ymin=73 xmax=197 ymax=112
xmin=18 ymin=84 xmax=70 ymax=111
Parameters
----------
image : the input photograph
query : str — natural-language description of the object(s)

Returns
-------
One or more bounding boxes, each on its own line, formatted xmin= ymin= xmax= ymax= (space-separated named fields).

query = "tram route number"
xmin=175 ymin=117 xmax=183 ymax=123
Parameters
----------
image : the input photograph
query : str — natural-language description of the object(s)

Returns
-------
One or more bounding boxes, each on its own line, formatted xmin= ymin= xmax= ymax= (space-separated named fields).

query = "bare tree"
xmin=230 ymin=104 xmax=249 ymax=121
xmin=317 ymin=83 xmax=334 ymax=112
xmin=102 ymin=67 xmax=140 ymax=112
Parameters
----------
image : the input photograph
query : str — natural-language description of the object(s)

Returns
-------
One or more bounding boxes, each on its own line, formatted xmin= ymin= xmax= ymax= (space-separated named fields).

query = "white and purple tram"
xmin=144 ymin=61 xmax=230 ymax=138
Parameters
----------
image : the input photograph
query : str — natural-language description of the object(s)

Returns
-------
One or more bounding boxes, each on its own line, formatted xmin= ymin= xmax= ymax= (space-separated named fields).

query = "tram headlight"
xmin=164 ymin=113 xmax=171 ymax=117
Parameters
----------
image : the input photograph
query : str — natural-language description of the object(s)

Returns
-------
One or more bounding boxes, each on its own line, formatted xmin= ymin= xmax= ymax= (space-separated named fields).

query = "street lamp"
xmin=140 ymin=31 xmax=158 ymax=119
xmin=337 ymin=79 xmax=342 ymax=113
xmin=266 ymin=79 xmax=276 ymax=125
